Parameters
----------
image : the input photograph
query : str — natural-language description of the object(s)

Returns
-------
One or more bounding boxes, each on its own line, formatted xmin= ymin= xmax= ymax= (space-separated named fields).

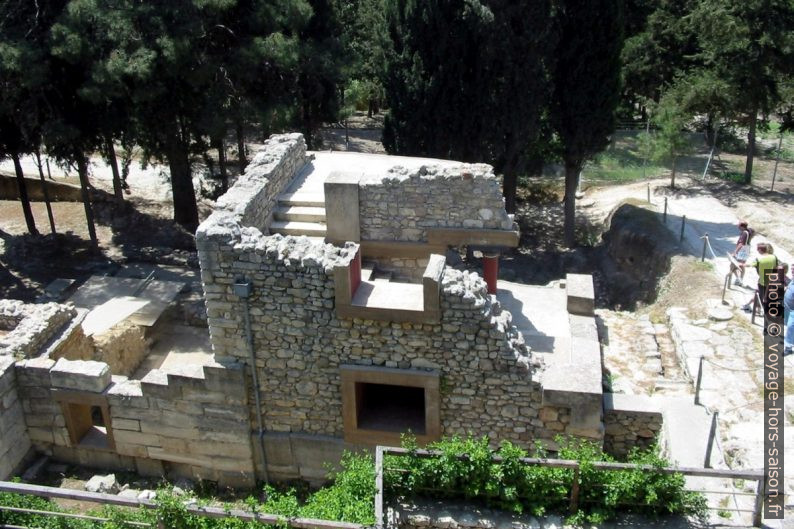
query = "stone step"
xmin=270 ymin=220 xmax=327 ymax=237
xmin=274 ymin=205 xmax=326 ymax=223
xmin=277 ymin=192 xmax=325 ymax=207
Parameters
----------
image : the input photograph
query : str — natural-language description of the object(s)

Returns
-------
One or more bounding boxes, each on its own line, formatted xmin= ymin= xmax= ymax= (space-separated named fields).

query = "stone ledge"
xmin=603 ymin=392 xmax=663 ymax=415
xmin=49 ymin=359 xmax=111 ymax=393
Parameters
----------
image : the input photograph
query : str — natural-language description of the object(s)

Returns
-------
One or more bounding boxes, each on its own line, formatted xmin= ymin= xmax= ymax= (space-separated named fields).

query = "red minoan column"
xmin=483 ymin=253 xmax=499 ymax=294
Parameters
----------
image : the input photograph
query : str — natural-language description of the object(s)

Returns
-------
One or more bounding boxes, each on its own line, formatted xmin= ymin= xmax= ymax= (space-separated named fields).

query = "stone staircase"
xmin=269 ymin=192 xmax=327 ymax=237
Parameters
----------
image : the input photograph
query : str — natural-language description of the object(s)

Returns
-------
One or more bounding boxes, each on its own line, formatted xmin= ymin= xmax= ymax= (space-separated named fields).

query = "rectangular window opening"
xmin=62 ymin=402 xmax=111 ymax=450
xmin=356 ymin=382 xmax=426 ymax=435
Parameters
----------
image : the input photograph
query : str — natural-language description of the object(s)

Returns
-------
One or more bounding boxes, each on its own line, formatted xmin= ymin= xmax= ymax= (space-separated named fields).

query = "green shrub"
xmin=386 ymin=435 xmax=707 ymax=523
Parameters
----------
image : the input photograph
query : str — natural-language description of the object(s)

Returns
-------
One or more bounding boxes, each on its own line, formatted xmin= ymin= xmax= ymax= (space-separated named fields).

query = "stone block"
xmin=566 ymin=273 xmax=595 ymax=316
xmin=291 ymin=433 xmax=344 ymax=481
xmin=262 ymin=432 xmax=294 ymax=467
xmin=50 ymin=359 xmax=111 ymax=393
xmin=134 ymin=457 xmax=165 ymax=478
xmin=111 ymin=418 xmax=141 ymax=431
xmin=325 ymin=172 xmax=361 ymax=244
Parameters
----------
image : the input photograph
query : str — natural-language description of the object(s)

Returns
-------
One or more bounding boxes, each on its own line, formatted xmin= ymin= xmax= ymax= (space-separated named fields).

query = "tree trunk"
xmin=105 ymin=137 xmax=124 ymax=208
xmin=502 ymin=169 xmax=517 ymax=214
xmin=670 ymin=156 xmax=677 ymax=189
xmin=501 ymin=140 xmax=520 ymax=214
xmin=11 ymin=154 xmax=38 ymax=235
xmin=167 ymin=136 xmax=199 ymax=231
xmin=213 ymin=136 xmax=228 ymax=193
xmin=705 ymin=113 xmax=716 ymax=148
xmin=236 ymin=121 xmax=247 ymax=174
xmin=34 ymin=150 xmax=56 ymax=234
xmin=744 ymin=107 xmax=757 ymax=184
xmin=563 ymin=161 xmax=580 ymax=248
xmin=75 ymin=153 xmax=98 ymax=247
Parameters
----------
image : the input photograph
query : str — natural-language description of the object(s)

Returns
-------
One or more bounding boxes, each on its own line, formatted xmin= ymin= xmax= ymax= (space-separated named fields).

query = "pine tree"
xmin=694 ymin=0 xmax=794 ymax=184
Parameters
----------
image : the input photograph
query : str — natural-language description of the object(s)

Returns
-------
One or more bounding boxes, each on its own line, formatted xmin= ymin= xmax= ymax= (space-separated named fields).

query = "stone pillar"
xmin=324 ymin=172 xmax=360 ymax=244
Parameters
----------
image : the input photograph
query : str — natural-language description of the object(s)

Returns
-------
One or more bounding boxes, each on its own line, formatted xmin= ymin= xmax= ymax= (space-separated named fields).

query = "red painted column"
xmin=483 ymin=253 xmax=499 ymax=294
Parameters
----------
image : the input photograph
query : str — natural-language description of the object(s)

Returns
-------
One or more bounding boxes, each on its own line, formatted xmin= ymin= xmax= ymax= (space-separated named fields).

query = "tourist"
xmin=730 ymin=221 xmax=753 ymax=286
xmin=741 ymin=242 xmax=779 ymax=314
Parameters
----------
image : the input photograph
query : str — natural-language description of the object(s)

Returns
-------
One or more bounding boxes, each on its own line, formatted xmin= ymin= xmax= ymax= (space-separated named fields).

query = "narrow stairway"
xmin=269 ymin=192 xmax=327 ymax=237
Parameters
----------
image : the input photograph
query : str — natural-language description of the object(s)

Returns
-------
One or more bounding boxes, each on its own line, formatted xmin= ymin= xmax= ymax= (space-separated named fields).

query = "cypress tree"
xmin=551 ymin=0 xmax=624 ymax=247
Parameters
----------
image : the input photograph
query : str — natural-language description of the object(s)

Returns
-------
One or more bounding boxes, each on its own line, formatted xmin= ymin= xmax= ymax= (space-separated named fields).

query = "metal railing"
xmin=374 ymin=446 xmax=767 ymax=528
xmin=0 ymin=480 xmax=363 ymax=529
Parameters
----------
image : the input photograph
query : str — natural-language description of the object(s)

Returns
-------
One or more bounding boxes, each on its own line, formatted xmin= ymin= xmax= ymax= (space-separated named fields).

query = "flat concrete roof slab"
xmin=286 ymin=151 xmax=462 ymax=198
xmin=496 ymin=281 xmax=570 ymax=354
xmin=81 ymin=296 xmax=150 ymax=336
xmin=69 ymin=275 xmax=185 ymax=328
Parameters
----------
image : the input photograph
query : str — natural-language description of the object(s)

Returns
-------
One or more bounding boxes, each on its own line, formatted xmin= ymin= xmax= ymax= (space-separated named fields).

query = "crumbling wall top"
xmin=0 ymin=300 xmax=75 ymax=359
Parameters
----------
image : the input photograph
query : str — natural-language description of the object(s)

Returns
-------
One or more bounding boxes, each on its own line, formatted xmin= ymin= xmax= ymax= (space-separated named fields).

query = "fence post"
xmin=663 ymin=197 xmax=668 ymax=224
xmin=751 ymin=291 xmax=762 ymax=325
xmin=569 ymin=465 xmax=580 ymax=513
xmin=679 ymin=215 xmax=687 ymax=243
xmin=752 ymin=478 xmax=765 ymax=526
xmin=701 ymin=234 xmax=709 ymax=261
xmin=375 ymin=446 xmax=384 ymax=529
xmin=647 ymin=183 xmax=651 ymax=203
xmin=722 ymin=274 xmax=730 ymax=304
xmin=704 ymin=411 xmax=719 ymax=468
xmin=695 ymin=356 xmax=704 ymax=406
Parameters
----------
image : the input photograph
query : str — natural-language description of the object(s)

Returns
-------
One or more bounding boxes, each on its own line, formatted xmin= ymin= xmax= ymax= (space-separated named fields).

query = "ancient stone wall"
xmin=0 ymin=300 xmax=75 ymax=358
xmin=0 ymin=357 xmax=32 ymax=479
xmin=212 ymin=133 xmax=309 ymax=231
xmin=15 ymin=355 xmax=255 ymax=487
xmin=376 ymin=256 xmax=431 ymax=282
xmin=197 ymin=227 xmax=574 ymax=455
xmin=92 ymin=323 xmax=149 ymax=377
xmin=358 ymin=164 xmax=513 ymax=242
xmin=108 ymin=363 xmax=255 ymax=487
xmin=603 ymin=393 xmax=663 ymax=458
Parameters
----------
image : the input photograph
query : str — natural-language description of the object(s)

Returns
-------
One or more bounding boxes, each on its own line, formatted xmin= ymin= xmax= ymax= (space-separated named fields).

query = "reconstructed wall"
xmin=603 ymin=393 xmax=663 ymax=458
xmin=358 ymin=164 xmax=514 ymax=242
xmin=108 ymin=364 xmax=255 ymax=487
xmin=92 ymin=323 xmax=149 ymax=377
xmin=197 ymin=225 xmax=579 ymax=467
xmin=0 ymin=357 xmax=31 ymax=479
xmin=212 ymin=133 xmax=310 ymax=231
xmin=14 ymin=355 xmax=255 ymax=487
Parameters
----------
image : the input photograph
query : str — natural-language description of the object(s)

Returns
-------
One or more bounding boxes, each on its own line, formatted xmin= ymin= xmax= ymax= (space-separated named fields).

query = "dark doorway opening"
xmin=356 ymin=382 xmax=426 ymax=434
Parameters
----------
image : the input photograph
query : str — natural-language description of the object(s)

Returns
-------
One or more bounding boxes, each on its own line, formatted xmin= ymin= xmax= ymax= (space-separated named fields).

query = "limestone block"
xmin=85 ymin=474 xmax=119 ymax=494
xmin=50 ymin=359 xmax=111 ymax=393
xmin=566 ymin=273 xmax=595 ymax=316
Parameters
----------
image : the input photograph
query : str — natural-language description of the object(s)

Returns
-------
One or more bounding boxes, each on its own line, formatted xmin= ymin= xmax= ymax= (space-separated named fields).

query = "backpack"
xmin=746 ymin=227 xmax=755 ymax=244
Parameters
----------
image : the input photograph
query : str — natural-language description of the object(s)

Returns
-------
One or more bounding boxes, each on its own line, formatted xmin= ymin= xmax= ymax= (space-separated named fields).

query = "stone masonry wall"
xmin=0 ymin=357 xmax=31 ymax=479
xmin=197 ymin=228 xmax=573 ymax=449
xmin=358 ymin=164 xmax=514 ymax=242
xmin=603 ymin=393 xmax=663 ymax=458
xmin=107 ymin=363 xmax=255 ymax=488
xmin=0 ymin=300 xmax=75 ymax=358
xmin=213 ymin=133 xmax=310 ymax=231
xmin=15 ymin=355 xmax=255 ymax=487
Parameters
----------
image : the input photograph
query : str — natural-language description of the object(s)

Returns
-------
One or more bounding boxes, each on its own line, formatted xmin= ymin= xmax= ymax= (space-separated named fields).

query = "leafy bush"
xmin=0 ymin=438 xmax=706 ymax=527
xmin=386 ymin=434 xmax=707 ymax=523
xmin=263 ymin=452 xmax=376 ymax=524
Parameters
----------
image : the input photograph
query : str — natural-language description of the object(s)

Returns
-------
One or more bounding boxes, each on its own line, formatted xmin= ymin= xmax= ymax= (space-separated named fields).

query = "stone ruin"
xmin=0 ymin=133 xmax=662 ymax=489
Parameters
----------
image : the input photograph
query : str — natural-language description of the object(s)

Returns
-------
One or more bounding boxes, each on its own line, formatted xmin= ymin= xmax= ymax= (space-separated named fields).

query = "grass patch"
xmin=584 ymin=152 xmax=666 ymax=184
